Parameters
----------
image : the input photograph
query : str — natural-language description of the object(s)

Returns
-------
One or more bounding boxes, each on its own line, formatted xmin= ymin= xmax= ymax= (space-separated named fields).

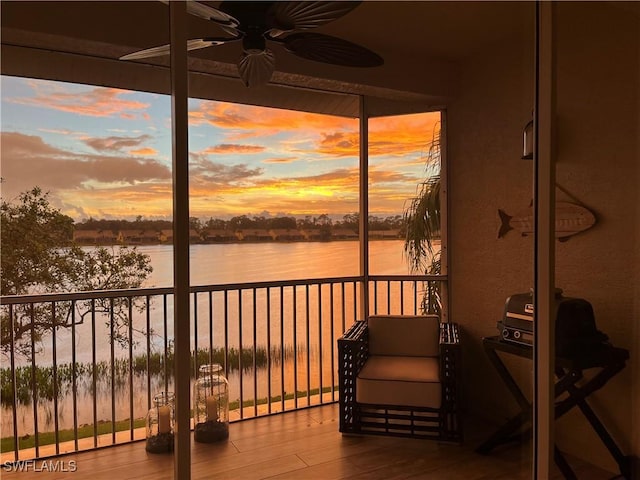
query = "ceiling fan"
xmin=120 ymin=1 xmax=383 ymax=87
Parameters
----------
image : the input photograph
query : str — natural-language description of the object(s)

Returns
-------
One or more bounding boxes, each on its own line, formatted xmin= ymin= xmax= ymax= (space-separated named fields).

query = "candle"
xmin=206 ymin=396 xmax=218 ymax=421
xmin=157 ymin=405 xmax=171 ymax=434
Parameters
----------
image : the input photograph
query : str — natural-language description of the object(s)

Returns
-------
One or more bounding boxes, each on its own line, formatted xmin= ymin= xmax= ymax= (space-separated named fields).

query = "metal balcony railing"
xmin=0 ymin=275 xmax=445 ymax=461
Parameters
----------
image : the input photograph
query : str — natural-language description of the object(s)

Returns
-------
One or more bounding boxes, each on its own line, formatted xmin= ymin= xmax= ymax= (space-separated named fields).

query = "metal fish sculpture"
xmin=498 ymin=201 xmax=596 ymax=242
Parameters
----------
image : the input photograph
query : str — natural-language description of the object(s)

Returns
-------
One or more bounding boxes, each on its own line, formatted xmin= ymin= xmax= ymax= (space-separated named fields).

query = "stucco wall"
xmin=553 ymin=3 xmax=639 ymax=472
xmin=447 ymin=2 xmax=638 ymax=474
xmin=448 ymin=22 xmax=535 ymax=419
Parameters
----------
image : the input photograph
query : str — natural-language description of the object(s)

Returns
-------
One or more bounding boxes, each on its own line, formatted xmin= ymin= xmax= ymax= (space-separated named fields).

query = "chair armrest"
xmin=338 ymin=320 xmax=369 ymax=377
xmin=340 ymin=320 xmax=368 ymax=342
xmin=338 ymin=321 xmax=368 ymax=433
xmin=439 ymin=322 xmax=461 ymax=389
xmin=439 ymin=322 xmax=460 ymax=346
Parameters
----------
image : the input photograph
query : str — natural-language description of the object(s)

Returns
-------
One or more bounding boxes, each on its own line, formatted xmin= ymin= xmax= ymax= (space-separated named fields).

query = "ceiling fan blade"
xmin=120 ymin=38 xmax=231 ymax=61
xmin=283 ymin=32 xmax=383 ymax=67
xmin=238 ymin=50 xmax=276 ymax=87
xmin=159 ymin=0 xmax=240 ymax=27
xmin=268 ymin=2 xmax=362 ymax=31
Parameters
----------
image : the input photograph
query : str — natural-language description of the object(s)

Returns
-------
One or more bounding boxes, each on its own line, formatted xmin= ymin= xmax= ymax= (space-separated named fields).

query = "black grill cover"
xmin=555 ymin=298 xmax=608 ymax=358
xmin=502 ymin=291 xmax=609 ymax=358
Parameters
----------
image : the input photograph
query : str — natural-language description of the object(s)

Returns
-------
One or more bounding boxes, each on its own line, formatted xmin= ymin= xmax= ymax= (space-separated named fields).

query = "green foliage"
xmin=1 ymin=187 xmax=75 ymax=295
xmin=403 ymin=123 xmax=442 ymax=314
xmin=0 ymin=187 xmax=153 ymax=356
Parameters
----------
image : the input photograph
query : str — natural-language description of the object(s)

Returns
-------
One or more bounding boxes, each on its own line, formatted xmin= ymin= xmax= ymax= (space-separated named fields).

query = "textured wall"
xmin=553 ymin=3 xmax=639 ymax=472
xmin=448 ymin=22 xmax=535 ymax=418
xmin=447 ymin=2 xmax=639 ymax=473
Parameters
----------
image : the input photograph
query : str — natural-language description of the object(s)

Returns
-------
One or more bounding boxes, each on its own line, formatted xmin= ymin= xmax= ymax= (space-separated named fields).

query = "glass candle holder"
xmin=193 ymin=364 xmax=229 ymax=443
xmin=145 ymin=391 xmax=175 ymax=453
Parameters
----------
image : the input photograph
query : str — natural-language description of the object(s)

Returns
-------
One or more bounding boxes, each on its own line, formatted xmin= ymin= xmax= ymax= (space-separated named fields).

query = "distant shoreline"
xmin=73 ymin=236 xmax=409 ymax=247
xmin=73 ymin=228 xmax=415 ymax=246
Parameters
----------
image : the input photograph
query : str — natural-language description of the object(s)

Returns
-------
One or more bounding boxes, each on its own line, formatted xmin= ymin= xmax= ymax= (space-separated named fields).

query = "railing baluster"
xmin=194 ymin=292 xmax=199 ymax=376
xmin=318 ymin=283 xmax=323 ymax=405
xmin=293 ymin=285 xmax=298 ymax=409
xmin=110 ymin=298 xmax=116 ymax=444
xmin=52 ymin=302 xmax=60 ymax=454
xmin=163 ymin=295 xmax=169 ymax=394
xmin=71 ymin=301 xmax=78 ymax=451
xmin=305 ymin=284 xmax=310 ymax=406
xmin=146 ymin=296 xmax=152 ymax=412
xmin=224 ymin=290 xmax=229 ymax=383
xmin=238 ymin=289 xmax=243 ymax=419
xmin=91 ymin=300 xmax=98 ymax=448
xmin=330 ymin=283 xmax=336 ymax=402
xmin=128 ymin=298 xmax=134 ymax=441
xmin=266 ymin=287 xmax=272 ymax=414
xmin=209 ymin=291 xmax=214 ymax=363
xmin=9 ymin=304 xmax=18 ymax=461
xmin=279 ymin=286 xmax=285 ymax=412
xmin=373 ymin=280 xmax=378 ymax=314
xmin=30 ymin=303 xmax=39 ymax=458
xmin=252 ymin=288 xmax=258 ymax=417
xmin=352 ymin=281 xmax=358 ymax=319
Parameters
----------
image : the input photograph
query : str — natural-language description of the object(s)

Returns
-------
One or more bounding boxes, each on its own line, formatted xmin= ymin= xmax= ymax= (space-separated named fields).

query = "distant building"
xmin=139 ymin=230 xmax=161 ymax=243
xmin=270 ymin=229 xmax=304 ymax=241
xmin=369 ymin=229 xmax=402 ymax=239
xmin=203 ymin=229 xmax=235 ymax=242
xmin=331 ymin=228 xmax=358 ymax=240
xmin=237 ymin=229 xmax=272 ymax=242
xmin=159 ymin=229 xmax=173 ymax=243
xmin=117 ymin=229 xmax=143 ymax=244
xmin=301 ymin=229 xmax=323 ymax=241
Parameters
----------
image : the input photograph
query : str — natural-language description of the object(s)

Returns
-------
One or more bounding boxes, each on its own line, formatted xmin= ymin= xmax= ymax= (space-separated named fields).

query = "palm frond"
xmin=403 ymin=122 xmax=442 ymax=314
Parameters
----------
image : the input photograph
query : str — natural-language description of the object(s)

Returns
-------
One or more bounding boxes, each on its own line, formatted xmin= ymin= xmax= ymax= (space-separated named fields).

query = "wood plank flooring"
xmin=2 ymin=404 xmax=617 ymax=479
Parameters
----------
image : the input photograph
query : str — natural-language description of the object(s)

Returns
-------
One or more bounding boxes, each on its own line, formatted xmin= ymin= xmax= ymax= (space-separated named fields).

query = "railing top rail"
xmin=0 ymin=274 xmax=446 ymax=305
xmin=368 ymin=274 xmax=447 ymax=282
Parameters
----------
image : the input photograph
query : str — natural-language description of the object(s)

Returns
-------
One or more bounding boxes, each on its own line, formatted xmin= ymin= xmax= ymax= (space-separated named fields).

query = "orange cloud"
xmin=130 ymin=147 xmax=158 ymax=156
xmin=189 ymin=101 xmax=357 ymax=139
xmin=8 ymin=81 xmax=149 ymax=118
xmin=202 ymin=144 xmax=265 ymax=154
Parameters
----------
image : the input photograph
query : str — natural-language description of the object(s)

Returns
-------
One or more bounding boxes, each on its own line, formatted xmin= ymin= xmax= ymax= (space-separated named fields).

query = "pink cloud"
xmin=8 ymin=81 xmax=149 ymax=118
xmin=263 ymin=157 xmax=296 ymax=164
xmin=83 ymin=134 xmax=152 ymax=153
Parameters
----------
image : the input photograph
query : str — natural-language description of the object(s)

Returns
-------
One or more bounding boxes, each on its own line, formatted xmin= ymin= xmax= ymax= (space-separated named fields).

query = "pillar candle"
xmin=206 ymin=396 xmax=218 ymax=421
xmin=157 ymin=405 xmax=171 ymax=434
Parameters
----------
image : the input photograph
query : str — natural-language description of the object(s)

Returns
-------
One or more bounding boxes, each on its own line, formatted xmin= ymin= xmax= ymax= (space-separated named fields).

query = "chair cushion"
xmin=368 ymin=315 xmax=440 ymax=357
xmin=356 ymin=355 xmax=441 ymax=409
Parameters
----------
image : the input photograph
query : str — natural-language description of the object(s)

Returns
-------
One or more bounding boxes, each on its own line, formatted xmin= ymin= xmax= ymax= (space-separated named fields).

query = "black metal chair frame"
xmin=338 ymin=319 xmax=462 ymax=442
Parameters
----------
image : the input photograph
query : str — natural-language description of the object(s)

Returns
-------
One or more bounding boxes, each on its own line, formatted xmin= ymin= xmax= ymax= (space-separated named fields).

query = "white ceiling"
xmin=1 ymin=1 xmax=534 ymax=116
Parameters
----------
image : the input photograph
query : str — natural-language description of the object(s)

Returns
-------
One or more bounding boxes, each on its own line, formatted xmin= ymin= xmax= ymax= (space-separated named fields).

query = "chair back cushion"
xmin=368 ymin=315 xmax=440 ymax=357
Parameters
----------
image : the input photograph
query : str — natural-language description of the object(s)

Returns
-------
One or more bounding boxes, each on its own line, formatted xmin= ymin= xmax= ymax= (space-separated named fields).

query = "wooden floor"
xmin=3 ymin=404 xmax=617 ymax=480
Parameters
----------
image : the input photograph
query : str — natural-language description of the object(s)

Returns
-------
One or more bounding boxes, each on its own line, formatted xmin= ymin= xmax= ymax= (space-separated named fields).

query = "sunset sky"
xmin=1 ymin=75 xmax=440 ymax=221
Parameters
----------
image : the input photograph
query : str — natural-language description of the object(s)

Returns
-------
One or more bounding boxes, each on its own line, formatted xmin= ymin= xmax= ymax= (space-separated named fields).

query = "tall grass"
xmin=0 ymin=345 xmax=292 ymax=407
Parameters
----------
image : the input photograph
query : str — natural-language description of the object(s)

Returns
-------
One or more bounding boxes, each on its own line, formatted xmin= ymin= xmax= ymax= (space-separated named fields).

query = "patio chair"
xmin=338 ymin=314 xmax=462 ymax=442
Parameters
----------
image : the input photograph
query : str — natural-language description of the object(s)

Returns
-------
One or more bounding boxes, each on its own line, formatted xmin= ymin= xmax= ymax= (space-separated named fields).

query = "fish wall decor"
xmin=498 ymin=201 xmax=596 ymax=242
